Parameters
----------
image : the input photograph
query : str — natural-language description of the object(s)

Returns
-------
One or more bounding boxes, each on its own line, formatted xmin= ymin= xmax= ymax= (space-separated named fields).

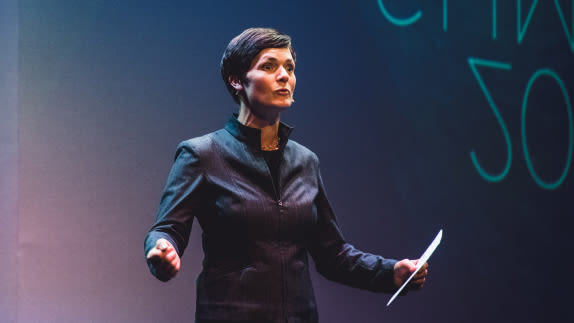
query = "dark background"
xmin=1 ymin=0 xmax=573 ymax=322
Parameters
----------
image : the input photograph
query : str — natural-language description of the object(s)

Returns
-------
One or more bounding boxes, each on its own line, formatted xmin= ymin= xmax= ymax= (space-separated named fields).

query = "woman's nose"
xmin=276 ymin=67 xmax=289 ymax=81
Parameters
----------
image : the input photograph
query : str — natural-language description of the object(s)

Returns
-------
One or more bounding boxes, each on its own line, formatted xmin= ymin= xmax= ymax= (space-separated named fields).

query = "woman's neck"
xmin=237 ymin=105 xmax=280 ymax=151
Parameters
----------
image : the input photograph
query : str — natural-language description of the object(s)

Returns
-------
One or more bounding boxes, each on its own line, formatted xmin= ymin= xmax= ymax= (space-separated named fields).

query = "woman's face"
xmin=240 ymin=47 xmax=296 ymax=113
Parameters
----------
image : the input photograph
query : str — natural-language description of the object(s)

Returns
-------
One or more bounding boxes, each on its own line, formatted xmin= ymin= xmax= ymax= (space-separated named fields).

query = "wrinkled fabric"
xmin=145 ymin=116 xmax=398 ymax=323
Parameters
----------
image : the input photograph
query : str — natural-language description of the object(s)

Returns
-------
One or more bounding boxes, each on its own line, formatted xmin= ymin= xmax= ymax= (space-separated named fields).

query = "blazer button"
xmin=277 ymin=200 xmax=283 ymax=207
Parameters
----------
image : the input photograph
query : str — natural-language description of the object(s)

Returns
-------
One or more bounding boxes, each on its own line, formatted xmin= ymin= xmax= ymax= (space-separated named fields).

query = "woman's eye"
xmin=262 ymin=64 xmax=273 ymax=71
xmin=286 ymin=65 xmax=295 ymax=72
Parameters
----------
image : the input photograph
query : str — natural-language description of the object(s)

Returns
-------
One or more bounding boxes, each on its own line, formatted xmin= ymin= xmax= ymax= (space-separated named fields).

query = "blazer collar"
xmin=224 ymin=114 xmax=294 ymax=151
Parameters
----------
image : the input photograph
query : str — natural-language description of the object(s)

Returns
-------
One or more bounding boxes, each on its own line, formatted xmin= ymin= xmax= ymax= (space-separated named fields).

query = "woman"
xmin=145 ymin=27 xmax=428 ymax=323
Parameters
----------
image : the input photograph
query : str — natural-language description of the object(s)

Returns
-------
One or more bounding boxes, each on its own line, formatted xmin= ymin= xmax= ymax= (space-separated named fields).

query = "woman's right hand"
xmin=146 ymin=238 xmax=181 ymax=282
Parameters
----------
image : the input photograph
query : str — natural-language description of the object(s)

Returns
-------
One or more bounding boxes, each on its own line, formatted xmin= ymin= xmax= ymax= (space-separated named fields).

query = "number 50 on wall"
xmin=468 ymin=57 xmax=573 ymax=190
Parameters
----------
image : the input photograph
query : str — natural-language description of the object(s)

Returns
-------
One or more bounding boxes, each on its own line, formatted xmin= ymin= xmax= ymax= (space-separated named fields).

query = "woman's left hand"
xmin=393 ymin=259 xmax=428 ymax=290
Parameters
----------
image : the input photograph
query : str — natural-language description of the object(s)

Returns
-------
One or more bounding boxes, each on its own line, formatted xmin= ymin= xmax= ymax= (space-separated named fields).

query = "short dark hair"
xmin=220 ymin=27 xmax=296 ymax=104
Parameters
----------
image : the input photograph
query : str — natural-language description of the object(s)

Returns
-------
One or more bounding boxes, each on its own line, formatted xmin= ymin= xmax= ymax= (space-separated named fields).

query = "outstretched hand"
xmin=393 ymin=259 xmax=428 ymax=290
xmin=146 ymin=238 xmax=181 ymax=282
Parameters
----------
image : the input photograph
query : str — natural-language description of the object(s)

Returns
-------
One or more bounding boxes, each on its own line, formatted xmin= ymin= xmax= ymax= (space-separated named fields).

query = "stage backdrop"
xmin=0 ymin=0 xmax=18 ymax=322
xmin=4 ymin=0 xmax=573 ymax=322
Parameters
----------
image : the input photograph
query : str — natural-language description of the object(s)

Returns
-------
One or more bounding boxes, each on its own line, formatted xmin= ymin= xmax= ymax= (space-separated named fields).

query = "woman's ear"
xmin=229 ymin=76 xmax=243 ymax=91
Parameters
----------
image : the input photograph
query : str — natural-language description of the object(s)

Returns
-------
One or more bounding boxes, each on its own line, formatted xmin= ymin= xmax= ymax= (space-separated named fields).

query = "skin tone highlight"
xmin=230 ymin=47 xmax=296 ymax=150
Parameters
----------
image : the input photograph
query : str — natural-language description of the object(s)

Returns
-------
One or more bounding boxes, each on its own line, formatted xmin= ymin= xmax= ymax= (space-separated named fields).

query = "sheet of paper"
xmin=386 ymin=229 xmax=442 ymax=307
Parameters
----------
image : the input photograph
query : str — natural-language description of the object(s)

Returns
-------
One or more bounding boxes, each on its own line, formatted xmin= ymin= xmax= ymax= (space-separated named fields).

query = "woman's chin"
xmin=274 ymin=99 xmax=294 ymax=108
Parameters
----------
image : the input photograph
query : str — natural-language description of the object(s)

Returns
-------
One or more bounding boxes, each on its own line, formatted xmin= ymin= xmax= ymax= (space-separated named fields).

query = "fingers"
xmin=405 ymin=259 xmax=429 ymax=290
xmin=151 ymin=254 xmax=180 ymax=281
xmin=417 ymin=271 xmax=427 ymax=281
xmin=411 ymin=260 xmax=428 ymax=275
xmin=419 ymin=262 xmax=428 ymax=271
xmin=394 ymin=259 xmax=430 ymax=290
xmin=409 ymin=267 xmax=428 ymax=290
xmin=155 ymin=254 xmax=180 ymax=280
xmin=393 ymin=259 xmax=409 ymax=285
xmin=157 ymin=239 xmax=168 ymax=251
xmin=411 ymin=269 xmax=427 ymax=283
xmin=410 ymin=260 xmax=427 ymax=271
xmin=146 ymin=239 xmax=180 ymax=282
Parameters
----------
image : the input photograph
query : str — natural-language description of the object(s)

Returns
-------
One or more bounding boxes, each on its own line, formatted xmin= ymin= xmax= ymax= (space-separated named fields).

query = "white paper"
xmin=386 ymin=229 xmax=442 ymax=307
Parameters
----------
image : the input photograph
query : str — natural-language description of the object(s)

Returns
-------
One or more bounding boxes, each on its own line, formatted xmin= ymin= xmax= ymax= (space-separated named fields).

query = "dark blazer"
xmin=145 ymin=116 xmax=398 ymax=323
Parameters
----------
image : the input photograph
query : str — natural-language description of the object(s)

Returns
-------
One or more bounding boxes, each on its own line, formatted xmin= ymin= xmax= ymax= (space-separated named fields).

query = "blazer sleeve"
xmin=144 ymin=141 xmax=207 ymax=261
xmin=307 ymin=159 xmax=399 ymax=293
